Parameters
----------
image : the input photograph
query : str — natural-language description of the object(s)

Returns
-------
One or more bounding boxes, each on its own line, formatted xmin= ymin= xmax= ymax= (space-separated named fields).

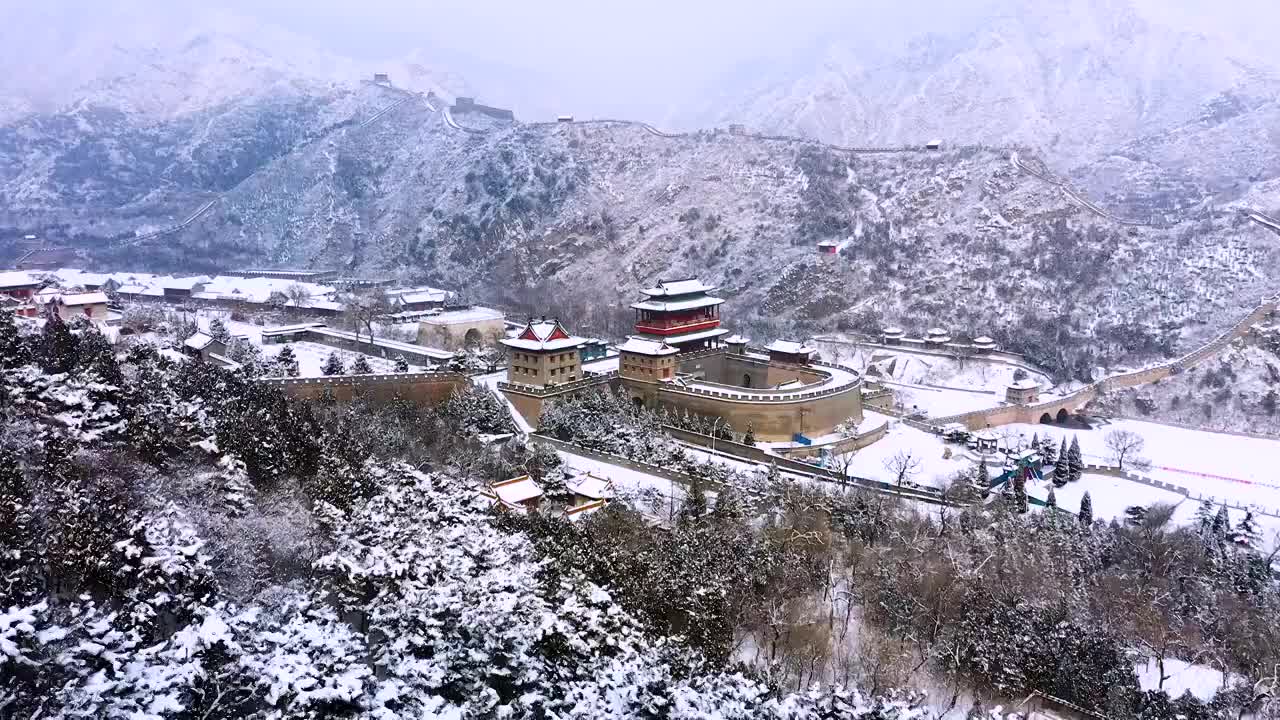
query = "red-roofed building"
xmin=501 ymin=317 xmax=587 ymax=387
xmin=631 ymin=278 xmax=728 ymax=351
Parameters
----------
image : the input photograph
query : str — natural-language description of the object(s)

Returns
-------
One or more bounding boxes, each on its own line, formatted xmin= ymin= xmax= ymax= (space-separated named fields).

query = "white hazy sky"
xmin=1 ymin=0 xmax=1276 ymax=121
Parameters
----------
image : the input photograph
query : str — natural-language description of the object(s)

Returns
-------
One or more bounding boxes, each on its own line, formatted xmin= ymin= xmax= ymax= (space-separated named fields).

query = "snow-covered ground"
xmin=1135 ymin=657 xmax=1240 ymax=701
xmin=1027 ymin=473 xmax=1189 ymax=522
xmin=840 ymin=412 xmax=968 ymax=488
xmin=258 ymin=341 xmax=425 ymax=377
xmin=1006 ymin=419 xmax=1280 ymax=516
xmin=884 ymin=381 xmax=1005 ymax=418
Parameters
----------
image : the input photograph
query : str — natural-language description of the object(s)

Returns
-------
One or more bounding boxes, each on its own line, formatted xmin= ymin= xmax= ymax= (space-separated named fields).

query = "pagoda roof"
xmin=630 ymin=295 xmax=723 ymax=312
xmin=500 ymin=318 xmax=585 ymax=352
xmin=635 ymin=326 xmax=729 ymax=346
xmin=638 ymin=278 xmax=716 ymax=297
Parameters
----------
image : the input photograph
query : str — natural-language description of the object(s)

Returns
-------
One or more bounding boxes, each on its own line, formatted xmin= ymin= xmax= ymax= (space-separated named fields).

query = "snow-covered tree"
xmin=1067 ymin=435 xmax=1084 ymax=482
xmin=743 ymin=422 xmax=756 ymax=446
xmin=273 ymin=344 xmax=300 ymax=377
xmin=0 ymin=309 xmax=32 ymax=369
xmin=112 ymin=505 xmax=218 ymax=640
xmin=321 ymin=350 xmax=346 ymax=376
xmin=1039 ymin=434 xmax=1057 ymax=465
xmin=1232 ymin=510 xmax=1260 ymax=551
xmin=1046 ymin=486 xmax=1057 ymax=508
xmin=349 ymin=355 xmax=373 ymax=374
xmin=1078 ymin=491 xmax=1093 ymax=527
xmin=0 ymin=449 xmax=40 ymax=605
xmin=393 ymin=355 xmax=410 ymax=373
xmin=37 ymin=308 xmax=79 ymax=374
xmin=208 ymin=317 xmax=231 ymax=344
xmin=1052 ymin=438 xmax=1070 ymax=486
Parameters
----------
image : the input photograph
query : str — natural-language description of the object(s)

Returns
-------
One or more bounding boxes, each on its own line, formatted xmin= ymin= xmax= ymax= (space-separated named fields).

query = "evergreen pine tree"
xmin=1212 ymin=504 xmax=1230 ymax=542
xmin=1040 ymin=435 xmax=1057 ymax=465
xmin=75 ymin=327 xmax=124 ymax=386
xmin=321 ymin=351 xmax=346 ymax=376
xmin=1078 ymin=491 xmax=1093 ymax=527
xmin=274 ymin=345 xmax=300 ymax=377
xmin=208 ymin=318 xmax=231 ymax=343
xmin=975 ymin=459 xmax=990 ymax=489
xmin=393 ymin=356 xmax=410 ymax=373
xmin=350 ymin=356 xmax=373 ymax=375
xmin=1125 ymin=505 xmax=1147 ymax=526
xmin=1046 ymin=486 xmax=1057 ymax=508
xmin=1193 ymin=499 xmax=1215 ymax=535
xmin=1233 ymin=511 xmax=1260 ymax=551
xmin=0 ymin=448 xmax=40 ymax=605
xmin=1053 ymin=438 xmax=1070 ymax=486
xmin=1014 ymin=469 xmax=1029 ymax=514
xmin=1067 ymin=436 xmax=1084 ymax=482
xmin=38 ymin=308 xmax=80 ymax=374
xmin=680 ymin=475 xmax=708 ymax=524
xmin=1000 ymin=470 xmax=1016 ymax=509
xmin=743 ymin=422 xmax=756 ymax=446
xmin=0 ymin=310 xmax=31 ymax=369
xmin=1030 ymin=432 xmax=1041 ymax=460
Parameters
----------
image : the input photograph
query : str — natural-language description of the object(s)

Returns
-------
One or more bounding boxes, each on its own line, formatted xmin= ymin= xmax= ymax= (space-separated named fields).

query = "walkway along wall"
xmin=931 ymin=295 xmax=1279 ymax=431
xmin=257 ymin=371 xmax=468 ymax=404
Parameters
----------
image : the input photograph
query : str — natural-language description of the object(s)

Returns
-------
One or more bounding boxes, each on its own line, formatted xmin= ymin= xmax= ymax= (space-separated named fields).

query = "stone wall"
xmin=416 ymin=314 xmax=506 ymax=351
xmin=651 ymin=378 xmax=862 ymax=442
xmin=932 ymin=296 xmax=1279 ymax=431
xmin=257 ymin=372 xmax=468 ymax=404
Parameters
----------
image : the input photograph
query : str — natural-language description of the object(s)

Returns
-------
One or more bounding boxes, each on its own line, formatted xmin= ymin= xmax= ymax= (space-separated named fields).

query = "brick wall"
xmin=258 ymin=372 xmax=467 ymax=404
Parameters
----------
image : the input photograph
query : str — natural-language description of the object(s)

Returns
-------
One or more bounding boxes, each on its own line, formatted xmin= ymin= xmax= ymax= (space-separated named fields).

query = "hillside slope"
xmin=89 ymin=103 xmax=1280 ymax=378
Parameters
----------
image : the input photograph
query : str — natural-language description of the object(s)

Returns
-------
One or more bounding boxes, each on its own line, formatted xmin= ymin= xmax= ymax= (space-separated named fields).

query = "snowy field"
xmin=1006 ymin=419 xmax=1280 ymax=516
xmin=258 ymin=341 xmax=426 ymax=377
xmin=1027 ymin=473 xmax=1190 ymax=523
xmin=840 ymin=412 xmax=968 ymax=488
xmin=884 ymin=382 xmax=1005 ymax=418
xmin=1135 ymin=657 xmax=1240 ymax=701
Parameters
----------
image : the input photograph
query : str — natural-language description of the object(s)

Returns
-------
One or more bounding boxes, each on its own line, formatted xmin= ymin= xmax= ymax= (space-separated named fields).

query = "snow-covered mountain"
xmin=0 ymin=1 xmax=464 ymax=123
xmin=682 ymin=0 xmax=1280 ymax=174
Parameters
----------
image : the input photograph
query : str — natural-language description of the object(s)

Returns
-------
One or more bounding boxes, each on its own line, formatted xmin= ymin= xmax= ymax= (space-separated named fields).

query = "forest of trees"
xmin=3 ymin=311 xmax=1280 ymax=719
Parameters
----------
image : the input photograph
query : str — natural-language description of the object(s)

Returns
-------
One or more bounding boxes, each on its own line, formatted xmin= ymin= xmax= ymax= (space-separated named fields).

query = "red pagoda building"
xmin=631 ymin=278 xmax=728 ymax=351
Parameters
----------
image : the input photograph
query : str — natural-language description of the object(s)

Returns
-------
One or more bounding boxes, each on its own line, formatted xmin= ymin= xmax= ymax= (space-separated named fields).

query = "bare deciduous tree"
xmin=883 ymin=451 xmax=921 ymax=488
xmin=1105 ymin=428 xmax=1146 ymax=469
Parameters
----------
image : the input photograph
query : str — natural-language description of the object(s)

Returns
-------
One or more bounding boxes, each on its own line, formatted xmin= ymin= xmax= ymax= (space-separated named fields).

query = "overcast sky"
xmin=216 ymin=0 xmax=989 ymax=120
xmin=3 ymin=0 xmax=1277 ymax=122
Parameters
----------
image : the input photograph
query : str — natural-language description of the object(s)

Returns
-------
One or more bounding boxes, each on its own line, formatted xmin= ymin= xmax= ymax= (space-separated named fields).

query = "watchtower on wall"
xmin=631 ymin=278 xmax=728 ymax=351
xmin=617 ymin=336 xmax=680 ymax=383
xmin=501 ymin=318 xmax=586 ymax=387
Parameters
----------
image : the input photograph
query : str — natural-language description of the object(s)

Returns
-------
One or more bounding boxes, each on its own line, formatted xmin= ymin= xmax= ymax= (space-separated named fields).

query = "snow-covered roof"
xmin=568 ymin=472 xmax=614 ymax=500
xmin=501 ymin=319 xmax=585 ymax=352
xmin=419 ymin=306 xmax=505 ymax=325
xmin=638 ymin=327 xmax=728 ymax=345
xmin=0 ymin=270 xmax=41 ymax=289
xmin=630 ymin=295 xmax=724 ymax=312
xmin=161 ymin=276 xmax=209 ymax=290
xmin=1009 ymin=379 xmax=1040 ymax=390
xmin=617 ymin=336 xmax=679 ymax=356
xmin=723 ymin=334 xmax=750 ymax=344
xmin=116 ymin=284 xmax=148 ymax=295
xmin=58 ymin=291 xmax=109 ymax=306
xmin=766 ymin=340 xmax=816 ymax=355
xmin=260 ymin=322 xmax=326 ymax=337
xmin=565 ymin=499 xmax=608 ymax=522
xmin=184 ymin=332 xmax=216 ymax=350
xmin=638 ymin=278 xmax=715 ymax=297
xmin=926 ymin=328 xmax=948 ymax=336
xmin=881 ymin=326 xmax=904 ymax=335
xmin=485 ymin=475 xmax=543 ymax=509
xmin=394 ymin=290 xmax=448 ymax=305
xmin=972 ymin=335 xmax=996 ymax=345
